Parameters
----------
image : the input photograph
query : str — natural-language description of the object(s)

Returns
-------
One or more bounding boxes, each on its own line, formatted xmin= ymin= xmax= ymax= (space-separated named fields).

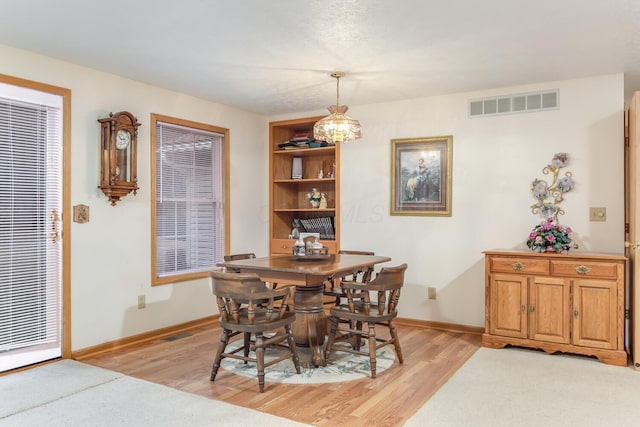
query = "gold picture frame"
xmin=391 ymin=135 xmax=453 ymax=216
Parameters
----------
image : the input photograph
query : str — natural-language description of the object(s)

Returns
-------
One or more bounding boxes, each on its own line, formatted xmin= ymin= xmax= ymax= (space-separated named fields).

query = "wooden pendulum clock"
xmin=98 ymin=111 xmax=140 ymax=205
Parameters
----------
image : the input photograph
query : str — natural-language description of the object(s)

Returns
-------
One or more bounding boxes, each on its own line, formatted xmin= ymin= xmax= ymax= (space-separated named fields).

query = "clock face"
xmin=116 ymin=129 xmax=131 ymax=150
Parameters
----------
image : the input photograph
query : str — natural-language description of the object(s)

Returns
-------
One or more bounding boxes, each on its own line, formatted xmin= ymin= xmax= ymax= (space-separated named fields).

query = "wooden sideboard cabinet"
xmin=483 ymin=250 xmax=627 ymax=366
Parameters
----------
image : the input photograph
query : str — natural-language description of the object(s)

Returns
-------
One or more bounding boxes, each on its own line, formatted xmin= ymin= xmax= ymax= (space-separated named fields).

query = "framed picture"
xmin=390 ymin=135 xmax=453 ymax=216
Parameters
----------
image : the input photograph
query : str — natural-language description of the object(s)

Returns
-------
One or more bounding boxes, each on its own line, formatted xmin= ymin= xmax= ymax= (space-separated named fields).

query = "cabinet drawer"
xmin=489 ymin=257 xmax=549 ymax=275
xmin=550 ymin=260 xmax=618 ymax=279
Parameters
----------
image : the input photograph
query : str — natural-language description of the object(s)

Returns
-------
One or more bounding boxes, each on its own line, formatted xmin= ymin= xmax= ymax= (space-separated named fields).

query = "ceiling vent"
xmin=468 ymin=89 xmax=559 ymax=118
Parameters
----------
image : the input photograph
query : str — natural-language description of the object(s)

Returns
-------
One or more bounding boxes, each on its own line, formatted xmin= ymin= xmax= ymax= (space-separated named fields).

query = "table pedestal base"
xmin=292 ymin=284 xmax=327 ymax=367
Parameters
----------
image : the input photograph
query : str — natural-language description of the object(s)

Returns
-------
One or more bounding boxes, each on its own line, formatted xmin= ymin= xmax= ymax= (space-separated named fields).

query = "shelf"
xmin=273 ymin=146 xmax=336 ymax=156
xmin=274 ymin=208 xmax=336 ymax=212
xmin=273 ymin=178 xmax=336 ymax=184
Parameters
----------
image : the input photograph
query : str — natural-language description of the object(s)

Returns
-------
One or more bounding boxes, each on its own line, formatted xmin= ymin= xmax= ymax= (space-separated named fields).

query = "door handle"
xmin=49 ymin=209 xmax=60 ymax=243
xmin=624 ymin=241 xmax=640 ymax=249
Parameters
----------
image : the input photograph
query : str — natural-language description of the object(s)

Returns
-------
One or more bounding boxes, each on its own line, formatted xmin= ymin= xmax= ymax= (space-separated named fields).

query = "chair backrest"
xmin=224 ymin=253 xmax=256 ymax=262
xmin=338 ymin=250 xmax=375 ymax=282
xmin=210 ymin=270 xmax=290 ymax=325
xmin=223 ymin=253 xmax=256 ymax=273
xmin=341 ymin=263 xmax=408 ymax=315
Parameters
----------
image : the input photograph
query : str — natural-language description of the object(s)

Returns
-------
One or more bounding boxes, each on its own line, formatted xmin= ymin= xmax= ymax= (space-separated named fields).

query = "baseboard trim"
xmin=73 ymin=315 xmax=219 ymax=360
xmin=396 ymin=317 xmax=484 ymax=335
xmin=73 ymin=315 xmax=481 ymax=360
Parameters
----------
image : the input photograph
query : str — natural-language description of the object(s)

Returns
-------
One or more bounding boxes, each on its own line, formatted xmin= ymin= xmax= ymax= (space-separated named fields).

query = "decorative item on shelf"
xmin=313 ymin=71 xmax=362 ymax=144
xmin=97 ymin=111 xmax=140 ymax=206
xmin=290 ymin=221 xmax=300 ymax=239
xmin=319 ymin=194 xmax=327 ymax=209
xmin=292 ymin=157 xmax=302 ymax=179
xmin=307 ymin=188 xmax=322 ymax=208
xmin=527 ymin=152 xmax=577 ymax=253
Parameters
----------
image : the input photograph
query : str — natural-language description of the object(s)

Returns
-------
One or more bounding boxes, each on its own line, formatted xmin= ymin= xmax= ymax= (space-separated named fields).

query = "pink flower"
xmin=546 ymin=234 xmax=556 ymax=242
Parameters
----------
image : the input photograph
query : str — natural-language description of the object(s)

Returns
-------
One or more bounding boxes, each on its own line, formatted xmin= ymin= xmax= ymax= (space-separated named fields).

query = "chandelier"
xmin=313 ymin=72 xmax=362 ymax=143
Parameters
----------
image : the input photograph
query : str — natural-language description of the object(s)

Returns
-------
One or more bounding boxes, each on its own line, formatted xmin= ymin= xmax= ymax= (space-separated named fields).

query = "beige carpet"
xmin=404 ymin=347 xmax=640 ymax=427
xmin=0 ymin=360 xmax=309 ymax=427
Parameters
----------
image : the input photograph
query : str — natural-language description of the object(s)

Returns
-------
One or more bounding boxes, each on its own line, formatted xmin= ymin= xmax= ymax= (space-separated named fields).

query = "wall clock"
xmin=98 ymin=111 xmax=141 ymax=205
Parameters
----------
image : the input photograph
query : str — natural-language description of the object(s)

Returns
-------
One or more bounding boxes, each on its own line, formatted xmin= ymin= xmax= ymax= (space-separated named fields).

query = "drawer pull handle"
xmin=574 ymin=308 xmax=579 ymax=318
xmin=282 ymin=244 xmax=289 ymax=249
xmin=512 ymin=262 xmax=525 ymax=271
xmin=575 ymin=265 xmax=591 ymax=275
xmin=530 ymin=304 xmax=535 ymax=313
xmin=521 ymin=304 xmax=526 ymax=312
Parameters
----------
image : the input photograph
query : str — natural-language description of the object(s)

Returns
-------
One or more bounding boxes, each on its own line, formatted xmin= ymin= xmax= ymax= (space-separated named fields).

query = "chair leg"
xmin=255 ymin=333 xmax=266 ymax=393
xmin=285 ymin=324 xmax=301 ymax=374
xmin=210 ymin=329 xmax=230 ymax=381
xmin=324 ymin=316 xmax=339 ymax=361
xmin=354 ymin=321 xmax=363 ymax=351
xmin=388 ymin=320 xmax=403 ymax=364
xmin=368 ymin=322 xmax=377 ymax=379
xmin=243 ymin=332 xmax=251 ymax=364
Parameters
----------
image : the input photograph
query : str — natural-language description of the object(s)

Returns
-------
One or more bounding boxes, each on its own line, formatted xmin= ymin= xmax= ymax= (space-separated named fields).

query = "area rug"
xmin=220 ymin=340 xmax=396 ymax=383
xmin=404 ymin=347 xmax=640 ymax=427
xmin=0 ymin=359 xmax=309 ymax=426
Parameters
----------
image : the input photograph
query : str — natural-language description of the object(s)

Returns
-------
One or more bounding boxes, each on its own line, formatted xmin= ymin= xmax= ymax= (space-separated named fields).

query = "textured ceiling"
xmin=1 ymin=0 xmax=639 ymax=115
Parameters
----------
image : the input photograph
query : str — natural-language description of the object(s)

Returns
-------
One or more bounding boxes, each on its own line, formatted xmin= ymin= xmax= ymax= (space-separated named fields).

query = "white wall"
xmin=0 ymin=44 xmax=269 ymax=350
xmin=2 ymin=42 xmax=625 ymax=349
xmin=272 ymin=73 xmax=625 ymax=328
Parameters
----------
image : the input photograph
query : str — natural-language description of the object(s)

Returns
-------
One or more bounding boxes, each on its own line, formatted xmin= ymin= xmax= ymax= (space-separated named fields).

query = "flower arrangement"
xmin=527 ymin=217 xmax=577 ymax=253
xmin=307 ymin=188 xmax=322 ymax=206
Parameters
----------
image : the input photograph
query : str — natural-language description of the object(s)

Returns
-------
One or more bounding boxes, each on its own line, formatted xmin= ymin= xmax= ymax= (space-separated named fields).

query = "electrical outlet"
xmin=428 ymin=287 xmax=437 ymax=300
xmin=138 ymin=295 xmax=146 ymax=309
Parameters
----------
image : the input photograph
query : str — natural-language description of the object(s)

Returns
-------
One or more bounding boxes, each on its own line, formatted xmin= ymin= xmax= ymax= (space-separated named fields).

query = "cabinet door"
xmin=529 ymin=276 xmax=570 ymax=343
xmin=489 ymin=274 xmax=528 ymax=338
xmin=573 ymin=279 xmax=618 ymax=349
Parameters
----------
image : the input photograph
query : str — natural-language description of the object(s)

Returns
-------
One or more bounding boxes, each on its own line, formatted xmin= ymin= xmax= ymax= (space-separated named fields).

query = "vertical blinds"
xmin=155 ymin=121 xmax=224 ymax=277
xmin=0 ymin=95 xmax=62 ymax=367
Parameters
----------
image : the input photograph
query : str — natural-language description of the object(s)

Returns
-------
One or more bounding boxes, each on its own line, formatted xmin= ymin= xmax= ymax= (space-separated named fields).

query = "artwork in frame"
xmin=390 ymin=135 xmax=453 ymax=216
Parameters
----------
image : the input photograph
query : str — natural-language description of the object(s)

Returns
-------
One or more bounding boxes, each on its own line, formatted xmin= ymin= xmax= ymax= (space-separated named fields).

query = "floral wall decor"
xmin=527 ymin=153 xmax=577 ymax=253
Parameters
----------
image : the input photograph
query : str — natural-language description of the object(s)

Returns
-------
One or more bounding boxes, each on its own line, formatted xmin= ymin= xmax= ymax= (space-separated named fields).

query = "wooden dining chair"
xmin=224 ymin=252 xmax=281 ymax=291
xmin=323 ymin=250 xmax=375 ymax=306
xmin=324 ymin=263 xmax=408 ymax=378
xmin=223 ymin=253 xmax=256 ymax=272
xmin=209 ymin=270 xmax=301 ymax=392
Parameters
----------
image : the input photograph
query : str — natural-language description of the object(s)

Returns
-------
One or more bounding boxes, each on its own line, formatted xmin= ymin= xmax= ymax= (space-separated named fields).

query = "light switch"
xmin=589 ymin=207 xmax=606 ymax=222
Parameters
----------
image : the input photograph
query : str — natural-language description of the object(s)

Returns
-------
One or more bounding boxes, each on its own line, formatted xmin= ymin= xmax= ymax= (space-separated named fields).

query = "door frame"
xmin=0 ymin=73 xmax=72 ymax=361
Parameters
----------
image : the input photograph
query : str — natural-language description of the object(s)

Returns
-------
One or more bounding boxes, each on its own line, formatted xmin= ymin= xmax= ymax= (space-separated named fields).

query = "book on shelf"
xmin=294 ymin=216 xmax=335 ymax=240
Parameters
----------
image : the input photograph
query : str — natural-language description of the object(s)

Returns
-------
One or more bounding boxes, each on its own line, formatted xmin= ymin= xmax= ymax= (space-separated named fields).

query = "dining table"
xmin=216 ymin=253 xmax=391 ymax=367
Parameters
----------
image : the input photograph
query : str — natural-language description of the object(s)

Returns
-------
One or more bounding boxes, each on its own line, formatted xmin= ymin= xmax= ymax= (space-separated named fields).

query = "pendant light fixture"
xmin=313 ymin=71 xmax=362 ymax=143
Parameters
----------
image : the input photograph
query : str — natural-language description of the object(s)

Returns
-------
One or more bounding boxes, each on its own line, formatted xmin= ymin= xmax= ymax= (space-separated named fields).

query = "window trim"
xmin=150 ymin=113 xmax=229 ymax=286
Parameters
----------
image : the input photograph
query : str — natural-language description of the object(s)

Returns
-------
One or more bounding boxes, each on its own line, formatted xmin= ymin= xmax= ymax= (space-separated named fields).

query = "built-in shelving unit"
xmin=269 ymin=116 xmax=340 ymax=255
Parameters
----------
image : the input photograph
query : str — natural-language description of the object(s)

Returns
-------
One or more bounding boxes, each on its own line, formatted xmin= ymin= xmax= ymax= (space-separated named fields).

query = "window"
xmin=151 ymin=114 xmax=229 ymax=285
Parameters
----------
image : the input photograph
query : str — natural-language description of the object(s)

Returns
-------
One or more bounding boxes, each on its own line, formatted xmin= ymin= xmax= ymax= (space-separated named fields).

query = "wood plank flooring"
xmin=80 ymin=321 xmax=481 ymax=426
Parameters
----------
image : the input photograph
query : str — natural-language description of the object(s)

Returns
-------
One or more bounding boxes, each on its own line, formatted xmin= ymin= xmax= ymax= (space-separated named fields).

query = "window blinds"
xmin=155 ymin=121 xmax=224 ymax=277
xmin=0 ymin=93 xmax=62 ymax=371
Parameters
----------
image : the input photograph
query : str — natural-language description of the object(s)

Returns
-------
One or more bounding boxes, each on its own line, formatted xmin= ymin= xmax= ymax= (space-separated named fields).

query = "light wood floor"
xmin=80 ymin=321 xmax=481 ymax=426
